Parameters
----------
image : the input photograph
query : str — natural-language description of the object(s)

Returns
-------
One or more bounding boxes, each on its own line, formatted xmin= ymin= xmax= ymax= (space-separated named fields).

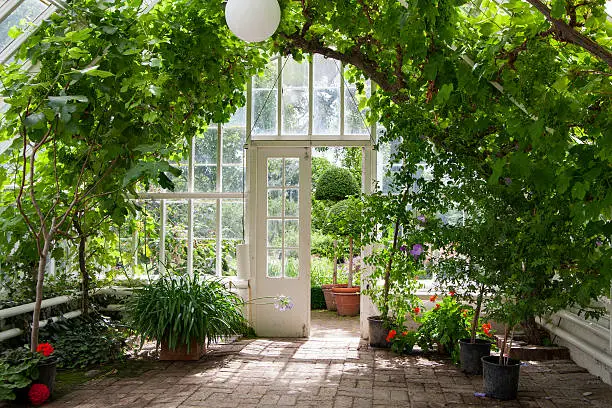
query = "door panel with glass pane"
xmin=255 ymin=148 xmax=310 ymax=337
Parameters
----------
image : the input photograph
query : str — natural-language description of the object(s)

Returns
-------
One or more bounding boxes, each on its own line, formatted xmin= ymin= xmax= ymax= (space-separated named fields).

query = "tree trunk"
xmin=382 ymin=217 xmax=401 ymax=319
xmin=347 ymin=237 xmax=353 ymax=288
xmin=74 ymin=218 xmax=90 ymax=315
xmin=332 ymin=240 xmax=338 ymax=285
xmin=30 ymin=235 xmax=52 ymax=352
xmin=470 ymin=283 xmax=485 ymax=343
xmin=521 ymin=316 xmax=545 ymax=345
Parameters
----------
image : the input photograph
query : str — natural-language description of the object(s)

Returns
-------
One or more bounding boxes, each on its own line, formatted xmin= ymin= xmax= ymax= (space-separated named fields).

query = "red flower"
xmin=402 ymin=331 xmax=408 ymax=336
xmin=461 ymin=309 xmax=469 ymax=317
xmin=413 ymin=307 xmax=421 ymax=315
xmin=28 ymin=383 xmax=50 ymax=406
xmin=482 ymin=323 xmax=492 ymax=337
xmin=435 ymin=303 xmax=441 ymax=310
xmin=386 ymin=330 xmax=397 ymax=342
xmin=449 ymin=290 xmax=456 ymax=297
xmin=36 ymin=343 xmax=54 ymax=357
xmin=429 ymin=294 xmax=437 ymax=302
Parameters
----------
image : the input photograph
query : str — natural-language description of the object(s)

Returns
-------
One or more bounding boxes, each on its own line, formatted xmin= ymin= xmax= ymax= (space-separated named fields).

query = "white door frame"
xmin=248 ymin=145 xmax=312 ymax=337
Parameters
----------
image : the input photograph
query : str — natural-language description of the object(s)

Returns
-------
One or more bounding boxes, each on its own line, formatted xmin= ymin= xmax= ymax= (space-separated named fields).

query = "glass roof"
xmin=0 ymin=0 xmax=54 ymax=62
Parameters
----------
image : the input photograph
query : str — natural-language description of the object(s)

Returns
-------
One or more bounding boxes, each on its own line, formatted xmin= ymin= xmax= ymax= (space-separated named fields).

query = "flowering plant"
xmin=386 ymin=327 xmax=418 ymax=355
xmin=36 ymin=343 xmax=55 ymax=358
xmin=28 ymin=383 xmax=50 ymax=406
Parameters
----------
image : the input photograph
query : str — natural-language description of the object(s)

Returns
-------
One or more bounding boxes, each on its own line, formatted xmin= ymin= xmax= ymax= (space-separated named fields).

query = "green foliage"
xmin=126 ymin=274 xmax=248 ymax=352
xmin=0 ymin=348 xmax=41 ymax=401
xmin=416 ymin=296 xmax=471 ymax=364
xmin=388 ymin=328 xmax=418 ymax=355
xmin=324 ymin=197 xmax=364 ymax=241
xmin=310 ymin=287 xmax=327 ymax=310
xmin=314 ymin=167 xmax=359 ymax=202
xmin=40 ymin=315 xmax=127 ymax=369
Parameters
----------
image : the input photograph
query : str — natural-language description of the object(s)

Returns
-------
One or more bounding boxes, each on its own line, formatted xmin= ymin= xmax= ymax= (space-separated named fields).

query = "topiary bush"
xmin=310 ymin=287 xmax=326 ymax=310
xmin=314 ymin=167 xmax=359 ymax=202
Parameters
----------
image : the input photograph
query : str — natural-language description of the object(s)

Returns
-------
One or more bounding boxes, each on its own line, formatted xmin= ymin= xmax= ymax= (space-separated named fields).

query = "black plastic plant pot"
xmin=481 ymin=355 xmax=521 ymax=400
xmin=37 ymin=358 xmax=57 ymax=395
xmin=459 ymin=338 xmax=491 ymax=375
xmin=368 ymin=316 xmax=390 ymax=348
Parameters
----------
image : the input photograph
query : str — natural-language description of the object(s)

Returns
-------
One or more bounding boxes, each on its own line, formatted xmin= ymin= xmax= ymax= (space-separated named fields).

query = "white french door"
xmin=253 ymin=147 xmax=311 ymax=337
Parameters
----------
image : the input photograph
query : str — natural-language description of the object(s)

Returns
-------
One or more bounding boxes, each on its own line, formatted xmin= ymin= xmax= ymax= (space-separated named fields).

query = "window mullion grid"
xmin=216 ymin=123 xmax=223 ymax=276
xmin=187 ymin=135 xmax=195 ymax=276
xmin=277 ymin=57 xmax=282 ymax=138
xmin=340 ymin=62 xmax=345 ymax=137
xmin=159 ymin=200 xmax=166 ymax=274
xmin=308 ymin=57 xmax=313 ymax=137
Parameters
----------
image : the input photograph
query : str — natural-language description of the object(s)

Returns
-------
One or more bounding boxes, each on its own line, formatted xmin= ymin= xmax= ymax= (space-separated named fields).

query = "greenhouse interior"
xmin=1 ymin=0 xmax=612 ymax=406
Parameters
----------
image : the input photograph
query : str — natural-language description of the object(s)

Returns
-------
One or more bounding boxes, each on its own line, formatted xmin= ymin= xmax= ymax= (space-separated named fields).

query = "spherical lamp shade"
xmin=225 ymin=0 xmax=281 ymax=43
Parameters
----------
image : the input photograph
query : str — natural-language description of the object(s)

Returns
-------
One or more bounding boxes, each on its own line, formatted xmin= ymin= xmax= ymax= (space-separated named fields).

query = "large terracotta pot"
xmin=160 ymin=339 xmax=206 ymax=361
xmin=332 ymin=286 xmax=360 ymax=316
xmin=321 ymin=284 xmax=348 ymax=311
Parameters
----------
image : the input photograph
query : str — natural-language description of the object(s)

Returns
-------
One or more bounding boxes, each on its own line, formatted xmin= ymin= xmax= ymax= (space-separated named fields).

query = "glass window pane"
xmin=267 ymin=189 xmax=282 ymax=217
xmin=222 ymin=239 xmax=240 ymax=277
xmin=284 ymin=158 xmax=299 ymax=187
xmin=252 ymin=90 xmax=277 ymax=135
xmin=267 ymin=219 xmax=282 ymax=247
xmin=344 ymin=83 xmax=369 ymax=135
xmin=253 ymin=59 xmax=278 ymax=88
xmin=267 ymin=158 xmax=282 ymax=187
xmin=222 ymin=200 xmax=243 ymax=240
xmin=227 ymin=106 xmax=246 ymax=126
xmin=282 ymin=89 xmax=308 ymax=135
xmin=0 ymin=0 xmax=48 ymax=51
xmin=267 ymin=249 xmax=282 ymax=278
xmin=193 ymin=239 xmax=216 ymax=275
xmin=194 ymin=165 xmax=217 ymax=192
xmin=165 ymin=201 xmax=188 ymax=274
xmin=195 ymin=127 xmax=218 ymax=164
xmin=314 ymin=88 xmax=340 ymax=134
xmin=284 ymin=189 xmax=299 ymax=217
xmin=222 ymin=165 xmax=243 ymax=192
xmin=167 ymin=165 xmax=187 ymax=193
xmin=222 ymin=126 xmax=245 ymax=164
xmin=193 ymin=201 xmax=216 ymax=239
xmin=284 ymin=220 xmax=299 ymax=247
xmin=314 ymin=54 xmax=340 ymax=87
xmin=283 ymin=56 xmax=308 ymax=87
xmin=284 ymin=249 xmax=299 ymax=278
xmin=136 ymin=201 xmax=160 ymax=271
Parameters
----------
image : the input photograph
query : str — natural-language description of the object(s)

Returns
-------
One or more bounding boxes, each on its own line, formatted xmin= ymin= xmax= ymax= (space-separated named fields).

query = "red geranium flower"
xmin=36 ymin=343 xmax=54 ymax=357
xmin=413 ymin=307 xmax=421 ymax=315
xmin=28 ymin=383 xmax=50 ymax=406
xmin=435 ymin=303 xmax=441 ymax=310
xmin=386 ymin=330 xmax=397 ymax=342
xmin=481 ymin=323 xmax=493 ymax=337
xmin=429 ymin=294 xmax=437 ymax=302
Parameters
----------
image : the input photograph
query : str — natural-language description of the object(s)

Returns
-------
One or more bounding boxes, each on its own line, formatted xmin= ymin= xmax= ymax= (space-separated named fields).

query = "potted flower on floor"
xmin=126 ymin=274 xmax=248 ymax=360
xmin=325 ymin=196 xmax=364 ymax=316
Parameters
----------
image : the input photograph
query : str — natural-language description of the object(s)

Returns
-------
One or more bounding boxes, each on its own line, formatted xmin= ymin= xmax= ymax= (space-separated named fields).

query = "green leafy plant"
xmin=40 ymin=315 xmax=127 ymax=369
xmin=0 ymin=348 xmax=41 ymax=401
xmin=386 ymin=328 xmax=418 ymax=355
xmin=314 ymin=167 xmax=359 ymax=202
xmin=126 ymin=274 xmax=248 ymax=352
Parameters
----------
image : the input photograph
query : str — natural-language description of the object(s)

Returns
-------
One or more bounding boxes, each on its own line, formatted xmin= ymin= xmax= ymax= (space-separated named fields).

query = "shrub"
xmin=310 ymin=287 xmax=326 ymax=309
xmin=314 ymin=167 xmax=359 ymax=202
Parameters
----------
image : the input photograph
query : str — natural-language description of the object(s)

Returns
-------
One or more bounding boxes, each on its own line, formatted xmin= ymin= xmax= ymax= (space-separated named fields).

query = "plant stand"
xmin=333 ymin=286 xmax=360 ymax=316
xmin=368 ymin=316 xmax=390 ymax=348
xmin=459 ymin=339 xmax=491 ymax=375
xmin=160 ymin=340 xmax=206 ymax=361
xmin=481 ymin=355 xmax=521 ymax=400
xmin=322 ymin=284 xmax=347 ymax=311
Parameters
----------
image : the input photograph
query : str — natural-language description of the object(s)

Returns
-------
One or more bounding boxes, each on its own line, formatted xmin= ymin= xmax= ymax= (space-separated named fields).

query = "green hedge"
xmin=311 ymin=286 xmax=327 ymax=310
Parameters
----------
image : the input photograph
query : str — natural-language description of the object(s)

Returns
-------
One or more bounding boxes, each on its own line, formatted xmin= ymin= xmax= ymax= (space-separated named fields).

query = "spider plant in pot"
xmin=126 ymin=273 xmax=248 ymax=360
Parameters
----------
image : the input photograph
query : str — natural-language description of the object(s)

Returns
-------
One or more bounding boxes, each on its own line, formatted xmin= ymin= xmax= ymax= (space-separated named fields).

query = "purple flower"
xmin=417 ymin=215 xmax=426 ymax=224
xmin=274 ymin=295 xmax=294 ymax=312
xmin=409 ymin=244 xmax=423 ymax=259
xmin=504 ymin=177 xmax=512 ymax=185
xmin=399 ymin=245 xmax=407 ymax=252
xmin=596 ymin=240 xmax=603 ymax=247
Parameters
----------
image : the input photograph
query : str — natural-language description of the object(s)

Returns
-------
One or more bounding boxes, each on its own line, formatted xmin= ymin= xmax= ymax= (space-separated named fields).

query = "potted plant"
xmin=314 ymin=166 xmax=359 ymax=311
xmin=324 ymin=196 xmax=364 ymax=316
xmin=126 ymin=274 xmax=248 ymax=360
xmin=0 ymin=343 xmax=56 ymax=405
xmin=362 ymin=192 xmax=423 ymax=347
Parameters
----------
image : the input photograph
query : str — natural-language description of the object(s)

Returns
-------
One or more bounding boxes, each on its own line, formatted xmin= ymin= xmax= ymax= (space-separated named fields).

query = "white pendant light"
xmin=225 ymin=0 xmax=281 ymax=43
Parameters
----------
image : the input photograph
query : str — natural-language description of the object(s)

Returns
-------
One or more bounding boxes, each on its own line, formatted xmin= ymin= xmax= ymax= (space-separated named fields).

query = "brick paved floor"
xmin=42 ymin=311 xmax=612 ymax=407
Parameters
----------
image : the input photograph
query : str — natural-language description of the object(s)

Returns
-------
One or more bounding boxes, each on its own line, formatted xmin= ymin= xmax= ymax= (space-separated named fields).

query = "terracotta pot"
xmin=332 ymin=286 xmax=360 ymax=316
xmin=160 ymin=339 xmax=206 ymax=361
xmin=321 ymin=284 xmax=347 ymax=311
